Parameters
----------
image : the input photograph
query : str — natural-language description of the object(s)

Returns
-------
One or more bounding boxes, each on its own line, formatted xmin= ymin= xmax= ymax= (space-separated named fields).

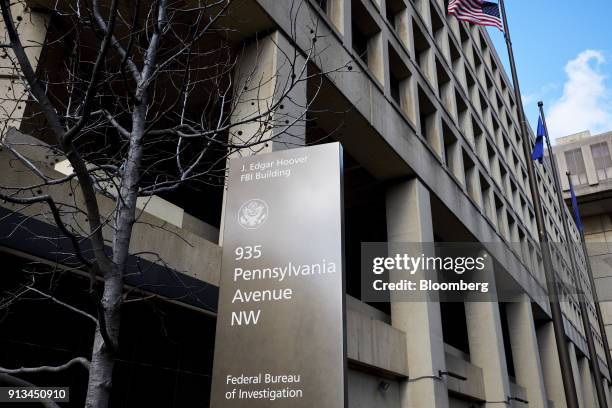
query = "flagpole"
xmin=539 ymin=102 xmax=608 ymax=407
xmin=566 ymin=170 xmax=612 ymax=385
xmin=498 ymin=1 xmax=580 ymax=406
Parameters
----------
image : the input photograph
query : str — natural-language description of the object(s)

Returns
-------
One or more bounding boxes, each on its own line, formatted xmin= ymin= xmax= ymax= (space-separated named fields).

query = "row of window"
xmin=313 ymin=0 xmax=594 ymax=311
xmin=324 ymin=0 xmax=559 ymax=265
xmin=565 ymin=142 xmax=612 ymax=186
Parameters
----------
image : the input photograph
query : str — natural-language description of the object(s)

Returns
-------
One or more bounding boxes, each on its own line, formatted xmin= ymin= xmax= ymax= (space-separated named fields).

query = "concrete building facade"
xmin=553 ymin=130 xmax=612 ymax=384
xmin=1 ymin=0 xmax=611 ymax=407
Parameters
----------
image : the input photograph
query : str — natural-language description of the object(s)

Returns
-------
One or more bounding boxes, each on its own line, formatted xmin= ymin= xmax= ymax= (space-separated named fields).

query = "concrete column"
xmin=506 ymin=298 xmax=550 ymax=408
xmin=483 ymin=188 xmax=495 ymax=226
xmin=416 ymin=0 xmax=432 ymax=30
xmin=579 ymin=356 xmax=599 ymax=408
xmin=448 ymin=17 xmax=460 ymax=40
xmin=329 ymin=0 xmax=351 ymax=45
xmin=492 ymin=155 xmax=502 ymax=188
xmin=568 ymin=342 xmax=585 ymax=408
xmin=0 ymin=4 xmax=48 ymax=135
xmin=421 ymin=47 xmax=438 ymax=90
xmin=537 ymin=321 xmax=568 ymax=408
xmin=496 ymin=204 xmax=509 ymax=241
xmin=458 ymin=108 xmax=474 ymax=146
xmin=494 ymin=70 xmax=502 ymax=90
xmin=582 ymin=144 xmax=599 ymax=186
xmin=436 ymin=26 xmax=451 ymax=63
xmin=230 ymin=30 xmax=307 ymax=153
xmin=471 ymin=25 xmax=481 ymax=48
xmin=454 ymin=59 xmax=468 ymax=92
xmin=466 ymin=166 xmax=483 ymax=207
xmin=465 ymin=299 xmax=512 ymax=407
xmin=441 ymin=80 xmax=458 ymax=122
xmin=447 ymin=139 xmax=465 ymax=186
xmin=463 ymin=40 xmax=475 ymax=67
xmin=555 ymin=152 xmax=569 ymax=191
xmin=423 ymin=111 xmax=444 ymax=159
xmin=386 ymin=179 xmax=450 ymax=408
xmin=483 ymin=106 xmax=494 ymax=134
xmin=221 ymin=30 xmax=308 ymax=244
xmin=400 ymin=74 xmax=418 ymax=125
xmin=396 ymin=9 xmax=411 ymax=52
xmin=369 ymin=31 xmax=386 ymax=86
xmin=470 ymin=84 xmax=482 ymax=116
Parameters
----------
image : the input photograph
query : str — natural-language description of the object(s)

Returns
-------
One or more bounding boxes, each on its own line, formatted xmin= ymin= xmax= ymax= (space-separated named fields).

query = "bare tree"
xmin=0 ymin=0 xmax=347 ymax=406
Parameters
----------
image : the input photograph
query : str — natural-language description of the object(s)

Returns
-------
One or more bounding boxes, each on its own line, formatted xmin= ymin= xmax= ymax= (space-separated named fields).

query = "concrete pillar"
xmin=466 ymin=166 xmax=483 ymax=207
xmin=470 ymin=84 xmax=482 ymax=116
xmin=537 ymin=321 xmax=568 ymax=408
xmin=496 ymin=204 xmax=509 ymax=241
xmin=555 ymin=151 xmax=570 ymax=191
xmin=582 ymin=144 xmax=599 ymax=186
xmin=0 ymin=3 xmax=48 ymax=135
xmin=421 ymin=47 xmax=438 ymax=90
xmin=579 ymin=356 xmax=599 ymax=408
xmin=386 ymin=179 xmax=450 ymax=408
xmin=416 ymin=0 xmax=432 ymax=30
xmin=440 ymin=80 xmax=458 ymax=122
xmin=465 ymin=299 xmax=512 ymax=407
xmin=396 ymin=9 xmax=411 ymax=52
xmin=458 ymin=108 xmax=474 ymax=146
xmin=423 ymin=111 xmax=444 ymax=160
xmin=463 ymin=40 xmax=475 ymax=67
xmin=436 ymin=26 xmax=451 ymax=63
xmin=221 ymin=30 xmax=308 ymax=244
xmin=447 ymin=140 xmax=465 ymax=186
xmin=568 ymin=342 xmax=585 ymax=408
xmin=369 ymin=31 xmax=386 ymax=86
xmin=230 ymin=30 xmax=307 ymax=154
xmin=454 ymin=59 xmax=468 ymax=93
xmin=492 ymin=155 xmax=502 ymax=188
xmin=448 ymin=17 xmax=460 ymax=40
xmin=506 ymin=298 xmax=550 ymax=408
xmin=483 ymin=106 xmax=493 ymax=135
xmin=400 ymin=74 xmax=418 ymax=125
xmin=329 ymin=0 xmax=351 ymax=45
xmin=486 ymin=188 xmax=498 ymax=227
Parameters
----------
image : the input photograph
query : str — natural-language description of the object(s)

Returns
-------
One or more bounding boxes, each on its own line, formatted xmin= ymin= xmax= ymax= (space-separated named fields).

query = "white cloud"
xmin=522 ymin=93 xmax=537 ymax=105
xmin=547 ymin=50 xmax=612 ymax=140
xmin=523 ymin=83 xmax=559 ymax=106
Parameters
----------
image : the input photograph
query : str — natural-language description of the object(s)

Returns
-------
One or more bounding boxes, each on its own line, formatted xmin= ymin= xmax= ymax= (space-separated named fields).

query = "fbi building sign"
xmin=210 ymin=143 xmax=347 ymax=408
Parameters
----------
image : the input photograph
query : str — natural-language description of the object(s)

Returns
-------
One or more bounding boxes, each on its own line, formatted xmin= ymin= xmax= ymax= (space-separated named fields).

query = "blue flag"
xmin=531 ymin=115 xmax=545 ymax=162
xmin=569 ymin=182 xmax=583 ymax=232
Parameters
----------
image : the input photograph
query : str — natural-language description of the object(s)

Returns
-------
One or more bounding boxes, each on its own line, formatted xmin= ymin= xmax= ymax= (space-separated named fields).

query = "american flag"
xmin=448 ymin=0 xmax=504 ymax=31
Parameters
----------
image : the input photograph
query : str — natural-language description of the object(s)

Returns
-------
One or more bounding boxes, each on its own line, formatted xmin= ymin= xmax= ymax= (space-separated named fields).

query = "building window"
xmin=385 ymin=0 xmax=405 ymax=31
xmin=388 ymin=45 xmax=406 ymax=105
xmin=564 ymin=148 xmax=588 ymax=186
xmin=351 ymin=0 xmax=380 ymax=66
xmin=591 ymin=142 xmax=612 ymax=181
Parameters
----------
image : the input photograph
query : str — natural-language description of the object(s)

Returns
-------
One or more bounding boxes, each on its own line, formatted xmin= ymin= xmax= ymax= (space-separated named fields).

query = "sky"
xmin=485 ymin=0 xmax=612 ymax=142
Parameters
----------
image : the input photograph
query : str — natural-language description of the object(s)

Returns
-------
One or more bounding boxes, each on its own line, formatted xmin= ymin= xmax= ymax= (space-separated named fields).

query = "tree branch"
xmin=25 ymin=287 xmax=98 ymax=324
xmin=63 ymin=0 xmax=121 ymax=143
xmin=0 ymin=357 xmax=91 ymax=375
